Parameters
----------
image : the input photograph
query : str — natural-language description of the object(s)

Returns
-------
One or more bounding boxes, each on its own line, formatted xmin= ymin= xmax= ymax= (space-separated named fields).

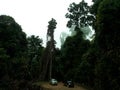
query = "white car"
xmin=50 ymin=79 xmax=58 ymax=85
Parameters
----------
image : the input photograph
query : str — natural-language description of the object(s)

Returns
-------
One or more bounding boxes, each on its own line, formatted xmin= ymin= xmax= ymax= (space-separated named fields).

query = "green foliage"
xmin=91 ymin=0 xmax=103 ymax=15
xmin=1 ymin=0 xmax=120 ymax=89
xmin=0 ymin=15 xmax=43 ymax=89
xmin=66 ymin=0 xmax=94 ymax=28
xmin=9 ymin=57 xmax=28 ymax=80
xmin=96 ymin=0 xmax=120 ymax=49
xmin=52 ymin=48 xmax=63 ymax=80
xmin=0 ymin=48 xmax=9 ymax=79
xmin=0 ymin=15 xmax=27 ymax=57
xmin=47 ymin=18 xmax=57 ymax=36
xmin=27 ymin=35 xmax=43 ymax=80
xmin=59 ymin=0 xmax=120 ymax=89
xmin=90 ymin=0 xmax=103 ymax=30
xmin=60 ymin=27 xmax=90 ymax=81
xmin=93 ymin=0 xmax=120 ymax=89
xmin=27 ymin=35 xmax=43 ymax=61
xmin=60 ymin=0 xmax=94 ymax=84
xmin=75 ymin=45 xmax=97 ymax=87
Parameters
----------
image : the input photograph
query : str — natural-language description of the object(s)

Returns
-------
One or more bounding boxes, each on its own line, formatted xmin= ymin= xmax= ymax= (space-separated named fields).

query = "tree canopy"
xmin=1 ymin=0 xmax=120 ymax=89
xmin=66 ymin=0 xmax=94 ymax=28
xmin=0 ymin=15 xmax=27 ymax=57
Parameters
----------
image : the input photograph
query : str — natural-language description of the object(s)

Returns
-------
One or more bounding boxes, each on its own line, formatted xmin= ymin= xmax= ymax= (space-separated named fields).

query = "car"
xmin=49 ymin=79 xmax=58 ymax=85
xmin=64 ymin=80 xmax=74 ymax=88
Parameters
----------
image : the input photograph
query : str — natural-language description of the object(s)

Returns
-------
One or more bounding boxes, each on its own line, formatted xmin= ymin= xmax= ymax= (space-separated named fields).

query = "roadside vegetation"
xmin=0 ymin=0 xmax=120 ymax=90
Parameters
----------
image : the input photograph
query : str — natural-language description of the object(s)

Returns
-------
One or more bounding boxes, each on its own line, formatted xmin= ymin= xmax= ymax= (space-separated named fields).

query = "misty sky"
xmin=0 ymin=0 xmax=92 ymax=48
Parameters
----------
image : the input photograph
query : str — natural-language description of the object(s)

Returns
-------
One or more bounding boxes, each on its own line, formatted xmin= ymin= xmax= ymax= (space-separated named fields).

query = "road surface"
xmin=40 ymin=82 xmax=87 ymax=90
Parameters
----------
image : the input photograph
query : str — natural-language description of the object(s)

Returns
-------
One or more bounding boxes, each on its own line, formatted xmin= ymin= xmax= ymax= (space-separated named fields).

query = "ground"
xmin=37 ymin=82 xmax=87 ymax=90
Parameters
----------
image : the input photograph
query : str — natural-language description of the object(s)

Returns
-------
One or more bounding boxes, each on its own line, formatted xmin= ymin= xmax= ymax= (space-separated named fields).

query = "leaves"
xmin=66 ymin=0 xmax=94 ymax=28
xmin=0 ymin=15 xmax=27 ymax=57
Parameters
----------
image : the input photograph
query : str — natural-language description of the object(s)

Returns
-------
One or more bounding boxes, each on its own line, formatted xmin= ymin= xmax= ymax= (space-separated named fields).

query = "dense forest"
xmin=0 ymin=0 xmax=120 ymax=90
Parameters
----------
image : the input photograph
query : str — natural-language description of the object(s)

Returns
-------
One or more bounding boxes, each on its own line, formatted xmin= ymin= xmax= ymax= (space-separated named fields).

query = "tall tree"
xmin=27 ymin=35 xmax=43 ymax=62
xmin=40 ymin=18 xmax=57 ymax=80
xmin=66 ymin=0 xmax=94 ymax=28
xmin=0 ymin=15 xmax=27 ymax=58
xmin=27 ymin=35 xmax=43 ymax=79
xmin=0 ymin=15 xmax=28 ymax=89
xmin=93 ymin=0 xmax=120 ymax=89
xmin=61 ymin=27 xmax=90 ymax=81
xmin=60 ymin=0 xmax=93 ymax=82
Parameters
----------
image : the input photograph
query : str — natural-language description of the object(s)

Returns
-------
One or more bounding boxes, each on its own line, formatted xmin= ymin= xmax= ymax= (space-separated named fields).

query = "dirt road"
xmin=41 ymin=82 xmax=87 ymax=90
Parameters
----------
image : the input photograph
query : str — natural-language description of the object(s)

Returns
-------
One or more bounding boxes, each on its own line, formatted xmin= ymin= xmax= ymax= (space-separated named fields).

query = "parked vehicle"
xmin=49 ymin=79 xmax=58 ymax=85
xmin=64 ymin=80 xmax=74 ymax=88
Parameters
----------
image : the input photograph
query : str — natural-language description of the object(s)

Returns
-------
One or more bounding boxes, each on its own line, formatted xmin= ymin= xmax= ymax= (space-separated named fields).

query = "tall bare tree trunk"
xmin=39 ymin=18 xmax=57 ymax=81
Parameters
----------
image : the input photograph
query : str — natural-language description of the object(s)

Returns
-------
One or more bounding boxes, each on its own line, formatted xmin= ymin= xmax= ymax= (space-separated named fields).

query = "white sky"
xmin=0 ymin=0 xmax=92 ymax=48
